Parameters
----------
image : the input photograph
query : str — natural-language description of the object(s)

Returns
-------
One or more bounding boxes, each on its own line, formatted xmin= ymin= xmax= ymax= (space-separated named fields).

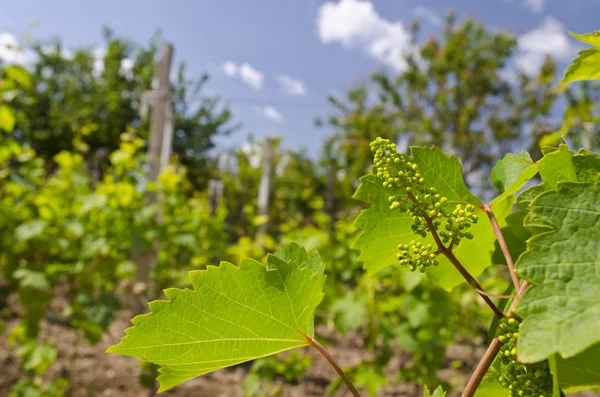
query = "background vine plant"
xmin=107 ymin=26 xmax=600 ymax=397
xmin=1 ymin=17 xmax=599 ymax=397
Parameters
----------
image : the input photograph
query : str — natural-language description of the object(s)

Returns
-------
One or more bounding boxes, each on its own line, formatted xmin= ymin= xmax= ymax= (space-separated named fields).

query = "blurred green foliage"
xmin=1 ymin=13 xmax=599 ymax=397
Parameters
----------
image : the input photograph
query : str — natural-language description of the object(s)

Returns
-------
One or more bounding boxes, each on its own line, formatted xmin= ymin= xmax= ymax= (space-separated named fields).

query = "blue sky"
xmin=1 ymin=0 xmax=599 ymax=156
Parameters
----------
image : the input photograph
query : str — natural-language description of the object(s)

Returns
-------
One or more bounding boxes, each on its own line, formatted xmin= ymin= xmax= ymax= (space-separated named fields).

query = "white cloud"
xmin=222 ymin=61 xmax=238 ymax=77
xmin=277 ymin=74 xmax=307 ymax=96
xmin=516 ymin=17 xmax=574 ymax=75
xmin=222 ymin=61 xmax=265 ymax=90
xmin=413 ymin=6 xmax=442 ymax=27
xmin=92 ymin=47 xmax=106 ymax=76
xmin=0 ymin=32 xmax=24 ymax=64
xmin=524 ymin=0 xmax=544 ymax=13
xmin=121 ymin=58 xmax=134 ymax=71
xmin=261 ymin=105 xmax=283 ymax=123
xmin=40 ymin=45 xmax=74 ymax=60
xmin=239 ymin=63 xmax=264 ymax=90
xmin=316 ymin=0 xmax=414 ymax=72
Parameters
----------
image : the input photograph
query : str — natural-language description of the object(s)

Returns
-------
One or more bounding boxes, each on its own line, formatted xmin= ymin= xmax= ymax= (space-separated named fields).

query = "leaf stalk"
xmin=483 ymin=204 xmax=520 ymax=290
xmin=307 ymin=336 xmax=362 ymax=397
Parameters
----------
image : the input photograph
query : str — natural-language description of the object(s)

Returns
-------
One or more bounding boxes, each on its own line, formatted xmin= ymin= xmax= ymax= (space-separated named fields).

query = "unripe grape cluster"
xmin=370 ymin=137 xmax=478 ymax=272
xmin=397 ymin=241 xmax=439 ymax=273
xmin=496 ymin=317 xmax=553 ymax=397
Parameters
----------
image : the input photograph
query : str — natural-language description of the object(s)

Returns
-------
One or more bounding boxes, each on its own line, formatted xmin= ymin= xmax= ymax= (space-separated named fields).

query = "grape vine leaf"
xmin=0 ymin=105 xmax=16 ymax=132
xmin=569 ymin=30 xmax=600 ymax=50
xmin=556 ymin=343 xmax=600 ymax=392
xmin=516 ymin=184 xmax=546 ymax=211
xmin=519 ymin=146 xmax=600 ymax=235
xmin=537 ymin=145 xmax=577 ymax=187
xmin=424 ymin=385 xmax=446 ymax=397
xmin=490 ymin=152 xmax=538 ymax=208
xmin=107 ymin=243 xmax=325 ymax=392
xmin=516 ymin=183 xmax=600 ymax=363
xmin=561 ymin=31 xmax=600 ymax=84
xmin=352 ymin=146 xmax=500 ymax=289
xmin=561 ymin=48 xmax=600 ymax=85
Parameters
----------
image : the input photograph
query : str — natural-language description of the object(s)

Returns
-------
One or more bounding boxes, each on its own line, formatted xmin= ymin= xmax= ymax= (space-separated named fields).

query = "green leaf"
xmin=352 ymin=146 xmax=499 ymax=289
xmin=14 ymin=341 xmax=57 ymax=376
xmin=516 ymin=183 xmax=600 ymax=363
xmin=490 ymin=152 xmax=538 ymax=207
xmin=537 ymin=144 xmax=578 ymax=187
xmin=516 ymin=184 xmax=547 ymax=211
xmin=561 ymin=48 xmax=600 ymax=85
xmin=13 ymin=269 xmax=51 ymax=291
xmin=572 ymin=149 xmax=600 ymax=183
xmin=556 ymin=343 xmax=600 ymax=391
xmin=424 ymin=385 xmax=446 ymax=397
xmin=330 ymin=291 xmax=367 ymax=334
xmin=410 ymin=146 xmax=481 ymax=204
xmin=548 ymin=354 xmax=560 ymax=397
xmin=5 ymin=65 xmax=32 ymax=89
xmin=15 ymin=220 xmax=48 ymax=242
xmin=569 ymin=30 xmax=600 ymax=51
xmin=517 ymin=148 xmax=599 ymax=214
xmin=0 ymin=105 xmax=16 ymax=132
xmin=107 ymin=243 xmax=325 ymax=392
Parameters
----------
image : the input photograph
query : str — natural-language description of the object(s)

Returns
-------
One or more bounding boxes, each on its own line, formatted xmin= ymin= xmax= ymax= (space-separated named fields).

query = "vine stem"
xmin=306 ymin=336 xmax=362 ymax=397
xmin=483 ymin=205 xmax=520 ymax=290
xmin=405 ymin=193 xmax=504 ymax=318
xmin=462 ymin=280 xmax=531 ymax=397
xmin=413 ymin=201 xmax=504 ymax=319
xmin=461 ymin=207 xmax=533 ymax=397
xmin=461 ymin=337 xmax=502 ymax=397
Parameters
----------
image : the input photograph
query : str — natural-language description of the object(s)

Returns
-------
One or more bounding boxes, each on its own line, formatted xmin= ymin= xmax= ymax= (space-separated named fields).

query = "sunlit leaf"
xmin=108 ymin=243 xmax=325 ymax=392
xmin=516 ymin=183 xmax=600 ymax=363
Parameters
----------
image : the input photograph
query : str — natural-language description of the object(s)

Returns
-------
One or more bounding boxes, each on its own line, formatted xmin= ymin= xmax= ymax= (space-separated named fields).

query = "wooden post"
xmin=256 ymin=138 xmax=274 ymax=248
xmin=160 ymin=97 xmax=174 ymax=170
xmin=134 ymin=42 xmax=174 ymax=308
xmin=325 ymin=158 xmax=336 ymax=235
xmin=582 ymin=122 xmax=594 ymax=151
xmin=208 ymin=178 xmax=224 ymax=216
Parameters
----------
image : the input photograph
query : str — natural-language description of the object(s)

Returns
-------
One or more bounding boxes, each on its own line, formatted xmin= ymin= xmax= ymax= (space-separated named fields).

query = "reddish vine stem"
xmin=461 ymin=337 xmax=502 ymax=397
xmin=508 ymin=280 xmax=530 ymax=315
xmin=440 ymin=245 xmax=504 ymax=319
xmin=307 ymin=336 xmax=362 ymax=397
xmin=461 ymin=206 xmax=533 ymax=397
xmin=475 ymin=288 xmax=517 ymax=299
xmin=413 ymin=203 xmax=504 ymax=319
xmin=483 ymin=205 xmax=520 ymax=290
xmin=462 ymin=281 xmax=531 ymax=397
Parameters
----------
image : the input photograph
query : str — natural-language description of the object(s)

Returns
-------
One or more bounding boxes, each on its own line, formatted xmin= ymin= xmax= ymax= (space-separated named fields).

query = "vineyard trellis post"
xmin=134 ymin=42 xmax=174 ymax=310
xmin=256 ymin=137 xmax=274 ymax=249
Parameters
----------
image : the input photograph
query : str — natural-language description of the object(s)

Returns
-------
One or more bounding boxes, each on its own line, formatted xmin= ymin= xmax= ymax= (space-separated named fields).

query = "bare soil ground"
xmin=1 ymin=306 xmax=598 ymax=397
